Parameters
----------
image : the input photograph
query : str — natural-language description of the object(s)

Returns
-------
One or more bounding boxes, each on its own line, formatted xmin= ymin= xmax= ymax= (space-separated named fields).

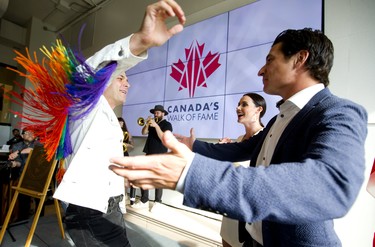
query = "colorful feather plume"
xmin=6 ymin=39 xmax=117 ymax=162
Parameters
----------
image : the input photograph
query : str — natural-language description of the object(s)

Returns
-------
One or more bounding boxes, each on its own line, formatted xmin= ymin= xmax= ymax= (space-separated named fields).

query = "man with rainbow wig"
xmin=7 ymin=1 xmax=185 ymax=246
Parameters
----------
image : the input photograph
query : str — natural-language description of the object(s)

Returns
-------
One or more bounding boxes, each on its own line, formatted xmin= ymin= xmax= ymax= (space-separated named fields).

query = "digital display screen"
xmin=123 ymin=0 xmax=323 ymax=139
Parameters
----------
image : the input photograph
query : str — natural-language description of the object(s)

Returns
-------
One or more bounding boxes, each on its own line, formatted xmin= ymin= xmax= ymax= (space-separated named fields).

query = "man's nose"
xmin=122 ymin=82 xmax=130 ymax=88
xmin=258 ymin=66 xmax=265 ymax=76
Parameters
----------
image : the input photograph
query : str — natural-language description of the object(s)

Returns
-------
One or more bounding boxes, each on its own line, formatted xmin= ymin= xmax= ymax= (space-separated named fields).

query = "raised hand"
xmin=130 ymin=0 xmax=186 ymax=55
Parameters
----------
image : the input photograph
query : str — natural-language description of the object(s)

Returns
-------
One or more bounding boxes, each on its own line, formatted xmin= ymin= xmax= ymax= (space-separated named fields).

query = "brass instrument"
xmin=137 ymin=117 xmax=160 ymax=126
xmin=137 ymin=117 xmax=146 ymax=126
xmin=122 ymin=131 xmax=129 ymax=153
xmin=123 ymin=131 xmax=129 ymax=143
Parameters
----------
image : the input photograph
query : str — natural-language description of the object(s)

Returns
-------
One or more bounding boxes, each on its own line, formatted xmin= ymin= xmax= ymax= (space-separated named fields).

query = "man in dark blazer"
xmin=109 ymin=28 xmax=368 ymax=247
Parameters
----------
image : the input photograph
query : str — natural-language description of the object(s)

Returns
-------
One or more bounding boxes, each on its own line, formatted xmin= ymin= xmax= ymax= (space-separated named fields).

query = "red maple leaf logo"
xmin=170 ymin=40 xmax=221 ymax=98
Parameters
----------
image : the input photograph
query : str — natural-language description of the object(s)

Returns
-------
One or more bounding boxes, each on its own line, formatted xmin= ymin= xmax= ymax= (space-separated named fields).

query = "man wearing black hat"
xmin=131 ymin=105 xmax=172 ymax=211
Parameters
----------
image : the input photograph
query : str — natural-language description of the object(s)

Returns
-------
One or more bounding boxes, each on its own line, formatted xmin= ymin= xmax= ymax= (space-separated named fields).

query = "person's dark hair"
xmin=243 ymin=92 xmax=267 ymax=127
xmin=272 ymin=28 xmax=334 ymax=87
xmin=117 ymin=117 xmax=128 ymax=132
xmin=12 ymin=128 xmax=20 ymax=134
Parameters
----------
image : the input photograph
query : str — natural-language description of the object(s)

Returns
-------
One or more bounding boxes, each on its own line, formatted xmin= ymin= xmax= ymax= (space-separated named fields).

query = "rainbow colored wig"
xmin=7 ymin=40 xmax=117 ymax=162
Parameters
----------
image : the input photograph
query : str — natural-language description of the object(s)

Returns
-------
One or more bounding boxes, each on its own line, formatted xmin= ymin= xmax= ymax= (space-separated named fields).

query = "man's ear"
xmin=294 ymin=50 xmax=309 ymax=69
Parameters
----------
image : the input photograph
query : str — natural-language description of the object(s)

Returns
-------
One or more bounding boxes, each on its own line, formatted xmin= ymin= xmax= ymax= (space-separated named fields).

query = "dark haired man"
xmin=110 ymin=28 xmax=367 ymax=247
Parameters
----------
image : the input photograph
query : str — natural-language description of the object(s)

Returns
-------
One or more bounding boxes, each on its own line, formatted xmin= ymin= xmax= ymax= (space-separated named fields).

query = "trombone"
xmin=137 ymin=117 xmax=160 ymax=126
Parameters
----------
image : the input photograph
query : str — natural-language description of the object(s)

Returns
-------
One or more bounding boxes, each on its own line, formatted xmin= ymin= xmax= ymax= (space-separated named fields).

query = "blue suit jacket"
xmin=184 ymin=88 xmax=367 ymax=247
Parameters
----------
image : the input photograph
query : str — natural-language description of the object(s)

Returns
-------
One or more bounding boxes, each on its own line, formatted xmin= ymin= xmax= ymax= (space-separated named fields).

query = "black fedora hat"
xmin=150 ymin=105 xmax=168 ymax=115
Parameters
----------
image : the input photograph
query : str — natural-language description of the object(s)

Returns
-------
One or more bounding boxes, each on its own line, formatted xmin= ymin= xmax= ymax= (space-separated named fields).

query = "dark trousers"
xmin=65 ymin=195 xmax=130 ymax=247
xmin=140 ymin=188 xmax=163 ymax=203
xmin=239 ymin=221 xmax=262 ymax=247
xmin=242 ymin=240 xmax=262 ymax=247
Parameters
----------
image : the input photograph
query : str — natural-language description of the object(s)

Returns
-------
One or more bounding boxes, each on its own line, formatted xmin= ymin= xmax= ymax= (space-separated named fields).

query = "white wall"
xmin=325 ymin=0 xmax=375 ymax=246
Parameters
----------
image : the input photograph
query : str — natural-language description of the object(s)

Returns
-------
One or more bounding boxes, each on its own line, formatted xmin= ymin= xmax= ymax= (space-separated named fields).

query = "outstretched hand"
xmin=109 ymin=131 xmax=194 ymax=190
xmin=218 ymin=137 xmax=232 ymax=144
xmin=130 ymin=0 xmax=186 ymax=55
xmin=174 ymin=128 xmax=196 ymax=150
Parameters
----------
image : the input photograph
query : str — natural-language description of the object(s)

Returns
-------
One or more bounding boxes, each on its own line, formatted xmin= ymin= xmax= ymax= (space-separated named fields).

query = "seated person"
xmin=8 ymin=129 xmax=39 ymax=175
xmin=7 ymin=129 xmax=40 ymax=221
xmin=6 ymin=128 xmax=23 ymax=152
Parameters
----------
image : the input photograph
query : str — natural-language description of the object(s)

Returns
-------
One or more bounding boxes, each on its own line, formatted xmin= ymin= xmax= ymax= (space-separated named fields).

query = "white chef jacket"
xmin=53 ymin=35 xmax=147 ymax=213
